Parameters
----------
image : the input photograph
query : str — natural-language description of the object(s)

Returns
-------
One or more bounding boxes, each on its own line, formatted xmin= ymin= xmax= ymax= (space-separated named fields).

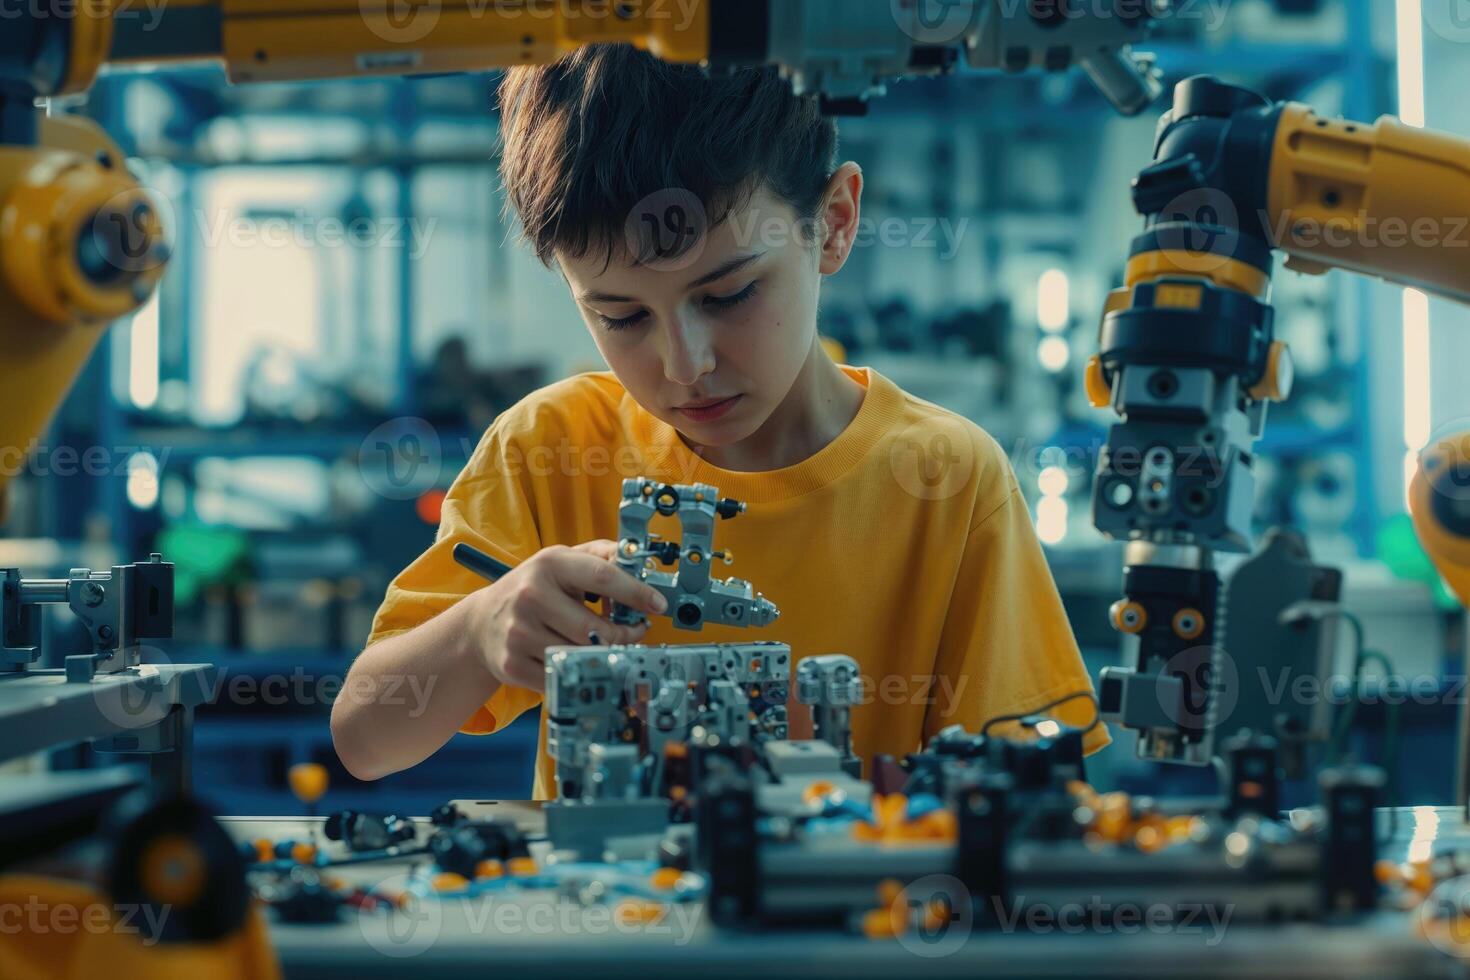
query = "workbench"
xmin=228 ymin=804 xmax=1469 ymax=980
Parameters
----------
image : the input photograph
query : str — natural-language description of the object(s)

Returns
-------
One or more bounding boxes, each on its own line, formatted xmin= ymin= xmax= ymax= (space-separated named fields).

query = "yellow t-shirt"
xmin=365 ymin=365 xmax=1110 ymax=799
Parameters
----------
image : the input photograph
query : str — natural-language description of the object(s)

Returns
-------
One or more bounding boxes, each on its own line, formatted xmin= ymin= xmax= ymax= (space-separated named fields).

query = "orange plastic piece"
xmin=650 ymin=867 xmax=682 ymax=891
xmin=615 ymin=899 xmax=667 ymax=927
xmin=862 ymin=907 xmax=903 ymax=939
xmin=287 ymin=763 xmax=329 ymax=804
xmin=1110 ymin=600 xmax=1147 ymax=635
xmin=475 ymin=860 xmax=505 ymax=880
xmin=1375 ymin=860 xmax=1402 ymax=886
xmin=1171 ymin=607 xmax=1206 ymax=641
xmin=508 ymin=857 xmax=539 ymax=877
xmin=1084 ymin=354 xmax=1113 ymax=409
xmin=802 ymin=780 xmax=837 ymax=805
xmin=877 ymin=878 xmax=903 ymax=907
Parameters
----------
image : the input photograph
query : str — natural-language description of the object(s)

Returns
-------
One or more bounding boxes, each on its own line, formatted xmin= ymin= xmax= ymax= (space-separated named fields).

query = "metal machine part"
xmin=1098 ymin=541 xmax=1221 ymax=765
xmin=756 ymin=0 xmax=1163 ymax=112
xmin=2 ymin=553 xmax=175 ymax=679
xmin=696 ymin=720 xmax=1382 ymax=931
xmin=611 ymin=478 xmax=778 ymax=632
xmin=1087 ymin=73 xmax=1470 ymax=761
xmin=1222 ymin=528 xmax=1343 ymax=775
xmin=796 ymin=654 xmax=863 ymax=776
xmin=544 ymin=641 xmax=791 ymax=801
xmin=965 ymin=0 xmax=1164 ymax=114
xmin=1087 ymin=77 xmax=1292 ymax=765
xmin=0 ymin=553 xmax=205 ymax=794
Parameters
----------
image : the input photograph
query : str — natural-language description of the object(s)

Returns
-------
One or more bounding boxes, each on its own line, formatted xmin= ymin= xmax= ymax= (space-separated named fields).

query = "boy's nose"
xmin=660 ymin=316 xmax=716 ymax=387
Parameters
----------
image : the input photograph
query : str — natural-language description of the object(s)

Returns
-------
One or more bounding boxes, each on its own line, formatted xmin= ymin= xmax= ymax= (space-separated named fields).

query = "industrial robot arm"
xmin=1087 ymin=76 xmax=1470 ymax=762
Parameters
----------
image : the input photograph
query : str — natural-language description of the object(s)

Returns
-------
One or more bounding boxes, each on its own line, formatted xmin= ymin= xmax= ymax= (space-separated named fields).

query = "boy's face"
xmin=558 ymin=175 xmax=857 ymax=449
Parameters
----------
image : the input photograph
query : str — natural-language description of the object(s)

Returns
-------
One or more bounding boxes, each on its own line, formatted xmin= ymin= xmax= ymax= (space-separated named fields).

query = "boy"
xmin=331 ymin=45 xmax=1108 ymax=795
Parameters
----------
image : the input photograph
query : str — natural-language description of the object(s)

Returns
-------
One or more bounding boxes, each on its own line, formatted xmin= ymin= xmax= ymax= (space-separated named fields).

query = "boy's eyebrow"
xmin=578 ymin=251 xmax=766 ymax=304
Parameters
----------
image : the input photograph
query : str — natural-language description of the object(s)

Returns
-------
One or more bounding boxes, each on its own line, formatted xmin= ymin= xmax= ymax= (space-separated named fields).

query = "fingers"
xmin=572 ymin=539 xmax=619 ymax=561
xmin=531 ymin=589 xmax=651 ymax=647
xmin=550 ymin=549 xmax=667 ymax=616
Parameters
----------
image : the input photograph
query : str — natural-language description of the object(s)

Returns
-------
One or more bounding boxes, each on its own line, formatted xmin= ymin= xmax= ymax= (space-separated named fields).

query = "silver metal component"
xmin=545 ymin=641 xmax=791 ymax=801
xmin=1139 ymin=445 xmax=1174 ymax=517
xmin=757 ymin=0 xmax=1163 ymax=113
xmin=3 ymin=554 xmax=173 ymax=678
xmin=1094 ymin=370 xmax=1258 ymax=554
xmin=766 ymin=0 xmax=928 ymax=101
xmin=1123 ymin=540 xmax=1207 ymax=570
xmin=966 ymin=0 xmax=1165 ymax=115
xmin=796 ymin=654 xmax=862 ymax=775
xmin=1079 ymin=47 xmax=1163 ymax=117
xmin=611 ymin=478 xmax=779 ymax=632
xmin=586 ymin=743 xmax=641 ymax=800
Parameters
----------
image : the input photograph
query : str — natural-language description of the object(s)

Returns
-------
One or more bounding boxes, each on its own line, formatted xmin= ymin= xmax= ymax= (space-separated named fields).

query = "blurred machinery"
xmin=0 ymin=554 xmax=213 ymax=792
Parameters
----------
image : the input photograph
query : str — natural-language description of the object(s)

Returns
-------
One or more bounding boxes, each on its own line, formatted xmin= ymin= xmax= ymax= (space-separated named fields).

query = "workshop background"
xmin=6 ymin=0 xmax=1469 ymax=815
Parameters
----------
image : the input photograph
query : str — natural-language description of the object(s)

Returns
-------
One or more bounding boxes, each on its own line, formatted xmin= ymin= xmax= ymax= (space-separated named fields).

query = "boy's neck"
xmin=679 ymin=340 xmax=866 ymax=472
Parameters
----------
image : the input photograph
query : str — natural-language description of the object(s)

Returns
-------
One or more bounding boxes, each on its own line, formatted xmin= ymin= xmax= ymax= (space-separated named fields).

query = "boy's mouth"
xmin=675 ymin=394 xmax=742 ymax=423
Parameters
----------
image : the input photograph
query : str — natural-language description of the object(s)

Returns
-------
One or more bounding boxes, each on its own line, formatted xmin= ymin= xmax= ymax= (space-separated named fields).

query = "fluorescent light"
xmin=128 ymin=293 xmax=160 ymax=410
xmin=1037 ymin=336 xmax=1071 ymax=373
xmin=1038 ymin=465 xmax=1070 ymax=498
xmin=1036 ymin=497 xmax=1068 ymax=545
xmin=1397 ymin=0 xmax=1426 ymax=128
xmin=1403 ymin=287 xmax=1431 ymax=452
xmin=1038 ymin=268 xmax=1070 ymax=332
xmin=126 ymin=451 xmax=160 ymax=510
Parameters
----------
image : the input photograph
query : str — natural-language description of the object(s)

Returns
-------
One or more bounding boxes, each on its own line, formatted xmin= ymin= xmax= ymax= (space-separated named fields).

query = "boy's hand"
xmin=468 ymin=540 xmax=666 ymax=691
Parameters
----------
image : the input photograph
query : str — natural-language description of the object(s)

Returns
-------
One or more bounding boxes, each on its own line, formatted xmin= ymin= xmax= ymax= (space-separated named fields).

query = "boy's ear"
xmin=818 ymin=162 xmax=863 ymax=275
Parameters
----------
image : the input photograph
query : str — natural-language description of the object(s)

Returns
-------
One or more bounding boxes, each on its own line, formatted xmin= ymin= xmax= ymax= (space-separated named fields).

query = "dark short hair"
xmin=497 ymin=44 xmax=839 ymax=268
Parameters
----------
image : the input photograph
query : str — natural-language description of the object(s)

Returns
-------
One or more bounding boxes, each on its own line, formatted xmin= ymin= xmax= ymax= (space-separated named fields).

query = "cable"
xmin=980 ymin=690 xmax=1101 ymax=737
xmin=1323 ymin=636 xmax=1399 ymax=842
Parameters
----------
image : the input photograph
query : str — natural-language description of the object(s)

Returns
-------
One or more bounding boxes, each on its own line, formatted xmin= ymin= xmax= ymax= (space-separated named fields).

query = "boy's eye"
xmin=704 ymin=281 xmax=759 ymax=311
xmin=597 ymin=309 xmax=648 ymax=331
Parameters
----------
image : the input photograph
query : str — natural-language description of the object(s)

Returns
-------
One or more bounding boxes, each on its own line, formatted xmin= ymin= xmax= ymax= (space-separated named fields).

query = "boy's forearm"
xmin=331 ymin=596 xmax=500 ymax=781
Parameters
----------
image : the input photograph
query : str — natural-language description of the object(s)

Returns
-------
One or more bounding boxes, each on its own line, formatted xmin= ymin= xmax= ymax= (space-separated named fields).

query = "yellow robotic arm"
xmin=1088 ymin=76 xmax=1470 ymax=761
xmin=1411 ymin=431 xmax=1470 ymax=608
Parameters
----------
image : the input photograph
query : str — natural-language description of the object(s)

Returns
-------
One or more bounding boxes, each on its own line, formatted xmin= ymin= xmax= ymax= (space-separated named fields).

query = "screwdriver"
xmin=452 ymin=542 xmax=603 ymax=604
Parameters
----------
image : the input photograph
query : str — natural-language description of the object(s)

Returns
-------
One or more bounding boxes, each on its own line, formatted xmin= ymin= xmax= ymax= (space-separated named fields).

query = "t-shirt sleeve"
xmin=364 ymin=421 xmax=545 ymax=736
xmin=924 ymin=482 xmax=1112 ymax=756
